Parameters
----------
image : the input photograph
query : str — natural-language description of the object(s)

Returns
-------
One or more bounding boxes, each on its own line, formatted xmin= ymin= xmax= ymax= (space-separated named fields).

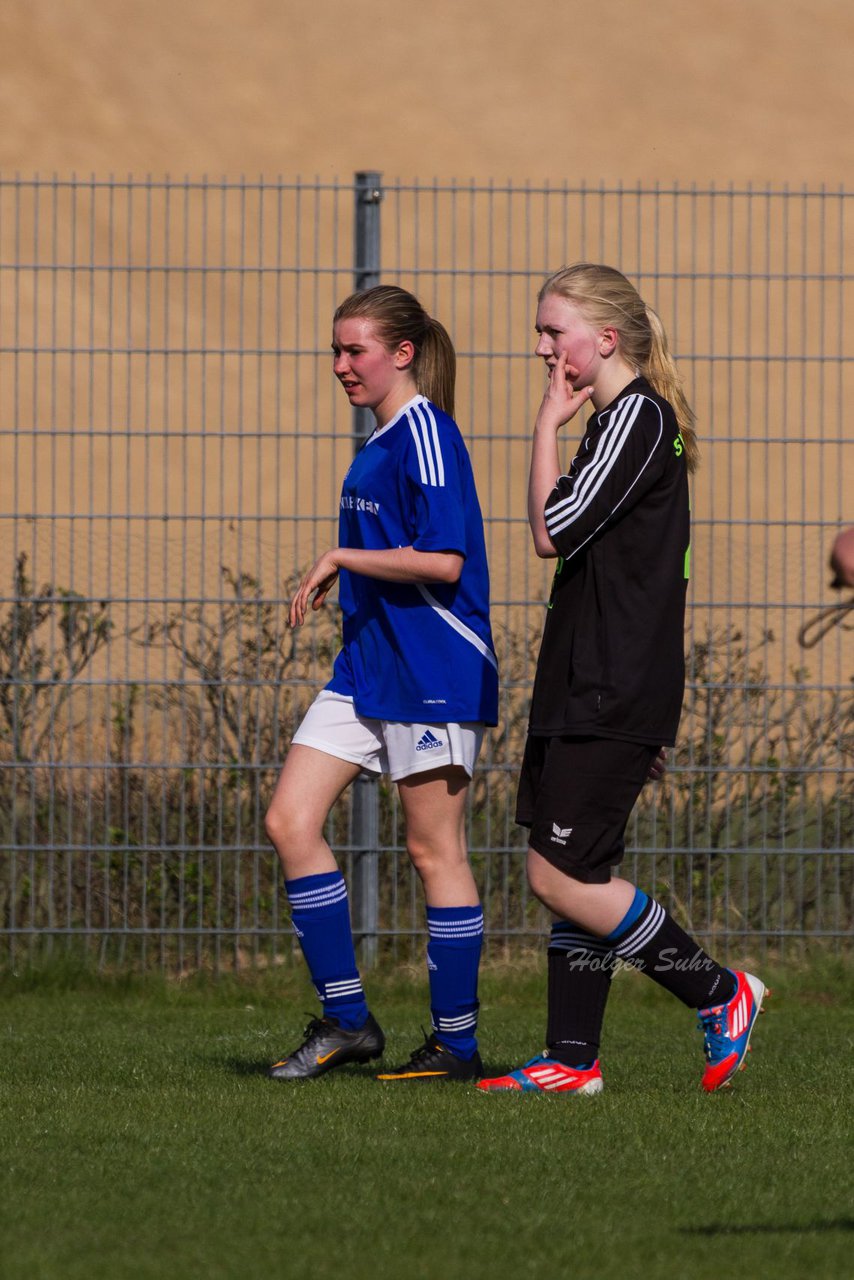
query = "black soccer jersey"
xmin=528 ymin=376 xmax=690 ymax=746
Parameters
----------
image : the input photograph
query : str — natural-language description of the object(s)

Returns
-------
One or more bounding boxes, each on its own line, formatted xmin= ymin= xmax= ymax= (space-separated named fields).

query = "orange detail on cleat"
xmin=699 ymin=970 xmax=765 ymax=1092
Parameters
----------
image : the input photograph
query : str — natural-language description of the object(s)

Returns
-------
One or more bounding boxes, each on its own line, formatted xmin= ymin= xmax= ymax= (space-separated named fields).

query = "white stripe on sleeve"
xmin=408 ymin=400 xmax=446 ymax=487
xmin=544 ymin=396 xmax=664 ymax=559
xmin=408 ymin=415 xmax=429 ymax=484
xmin=545 ymin=394 xmax=643 ymax=534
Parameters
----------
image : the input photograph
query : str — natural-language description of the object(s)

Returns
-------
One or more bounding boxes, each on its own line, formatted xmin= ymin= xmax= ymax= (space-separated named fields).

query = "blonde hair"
xmin=539 ymin=264 xmax=699 ymax=472
xmin=333 ymin=285 xmax=456 ymax=418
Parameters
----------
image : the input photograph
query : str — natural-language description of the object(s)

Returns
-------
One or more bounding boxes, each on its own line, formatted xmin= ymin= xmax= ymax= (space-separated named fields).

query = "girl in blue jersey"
xmin=266 ymin=285 xmax=498 ymax=1083
xmin=477 ymin=264 xmax=766 ymax=1096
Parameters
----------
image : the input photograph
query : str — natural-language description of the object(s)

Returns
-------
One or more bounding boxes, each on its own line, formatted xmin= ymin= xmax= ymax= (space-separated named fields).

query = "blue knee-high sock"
xmin=426 ymin=905 xmax=483 ymax=1060
xmin=286 ymin=871 xmax=369 ymax=1029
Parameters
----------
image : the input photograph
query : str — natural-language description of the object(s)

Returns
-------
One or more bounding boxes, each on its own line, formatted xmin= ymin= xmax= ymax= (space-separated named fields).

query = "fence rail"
xmin=1 ymin=174 xmax=852 ymax=970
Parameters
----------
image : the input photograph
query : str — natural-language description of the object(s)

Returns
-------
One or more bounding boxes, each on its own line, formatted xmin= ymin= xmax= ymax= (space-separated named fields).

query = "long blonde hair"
xmin=539 ymin=264 xmax=699 ymax=472
xmin=333 ymin=285 xmax=456 ymax=418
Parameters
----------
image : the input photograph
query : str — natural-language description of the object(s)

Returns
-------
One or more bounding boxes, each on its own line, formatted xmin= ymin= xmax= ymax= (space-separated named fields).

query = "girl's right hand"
xmin=289 ymin=550 xmax=340 ymax=628
xmin=535 ymin=351 xmax=594 ymax=433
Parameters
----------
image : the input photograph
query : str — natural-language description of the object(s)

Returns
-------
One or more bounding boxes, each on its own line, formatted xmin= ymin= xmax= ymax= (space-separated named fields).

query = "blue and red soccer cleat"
xmin=476 ymin=1054 xmax=604 ymax=1095
xmin=698 ymin=969 xmax=767 ymax=1092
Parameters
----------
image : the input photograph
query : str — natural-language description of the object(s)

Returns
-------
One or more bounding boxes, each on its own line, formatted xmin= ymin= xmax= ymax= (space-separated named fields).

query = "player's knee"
xmin=264 ymin=799 xmax=306 ymax=858
xmin=405 ymin=833 xmax=435 ymax=876
xmin=526 ymin=849 xmax=573 ymax=913
xmin=406 ymin=833 xmax=462 ymax=881
xmin=263 ymin=802 xmax=285 ymax=850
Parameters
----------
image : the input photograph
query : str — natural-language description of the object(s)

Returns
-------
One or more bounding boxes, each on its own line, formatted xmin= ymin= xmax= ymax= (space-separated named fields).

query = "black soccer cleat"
xmin=268 ymin=1012 xmax=385 ymax=1080
xmin=376 ymin=1031 xmax=483 ymax=1082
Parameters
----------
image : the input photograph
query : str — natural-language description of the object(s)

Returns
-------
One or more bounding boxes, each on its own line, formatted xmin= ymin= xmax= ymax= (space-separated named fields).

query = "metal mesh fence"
xmin=1 ymin=175 xmax=851 ymax=970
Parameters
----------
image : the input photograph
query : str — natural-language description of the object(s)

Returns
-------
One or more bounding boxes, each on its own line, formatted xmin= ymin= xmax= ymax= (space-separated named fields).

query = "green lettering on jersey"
xmin=684 ymin=543 xmax=691 ymax=580
xmin=673 ymin=433 xmax=684 ymax=458
xmin=547 ymin=556 xmax=565 ymax=609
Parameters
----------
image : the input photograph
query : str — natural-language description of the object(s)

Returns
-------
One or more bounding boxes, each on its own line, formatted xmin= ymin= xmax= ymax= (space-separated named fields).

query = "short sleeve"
xmin=402 ymin=401 xmax=469 ymax=557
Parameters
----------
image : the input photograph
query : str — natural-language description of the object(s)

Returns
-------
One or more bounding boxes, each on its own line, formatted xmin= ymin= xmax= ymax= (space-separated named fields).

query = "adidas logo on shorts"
xmin=551 ymin=822 xmax=573 ymax=845
xmin=416 ymin=729 xmax=444 ymax=752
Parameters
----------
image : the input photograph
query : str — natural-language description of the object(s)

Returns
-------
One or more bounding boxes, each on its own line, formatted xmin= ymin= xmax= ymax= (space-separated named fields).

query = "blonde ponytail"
xmin=644 ymin=306 xmax=699 ymax=473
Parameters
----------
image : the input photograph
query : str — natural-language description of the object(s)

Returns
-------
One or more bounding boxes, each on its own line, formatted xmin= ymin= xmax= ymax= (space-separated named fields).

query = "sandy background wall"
xmin=1 ymin=0 xmax=851 ymax=184
xmin=1 ymin=0 xmax=851 ymax=692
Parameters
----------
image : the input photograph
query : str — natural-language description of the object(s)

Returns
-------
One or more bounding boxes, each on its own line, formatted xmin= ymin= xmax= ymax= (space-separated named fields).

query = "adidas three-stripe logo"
xmin=406 ymin=400 xmax=446 ymax=487
xmin=544 ymin=395 xmax=649 ymax=537
xmin=428 ymin=912 xmax=484 ymax=940
xmin=611 ymin=900 xmax=665 ymax=958
xmin=543 ymin=394 xmax=664 ymax=564
xmin=319 ymin=977 xmax=364 ymax=1002
xmin=287 ymin=880 xmax=348 ymax=910
xmin=728 ymin=991 xmax=750 ymax=1039
xmin=525 ymin=1063 xmax=576 ymax=1090
xmin=416 ymin=729 xmax=444 ymax=752
xmin=434 ymin=1011 xmax=478 ymax=1033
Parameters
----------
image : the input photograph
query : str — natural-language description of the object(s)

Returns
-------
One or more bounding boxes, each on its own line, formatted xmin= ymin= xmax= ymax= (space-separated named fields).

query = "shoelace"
xmin=296 ymin=1015 xmax=330 ymax=1050
xmin=406 ymin=1030 xmax=443 ymax=1067
xmin=697 ymin=1006 xmax=727 ymax=1060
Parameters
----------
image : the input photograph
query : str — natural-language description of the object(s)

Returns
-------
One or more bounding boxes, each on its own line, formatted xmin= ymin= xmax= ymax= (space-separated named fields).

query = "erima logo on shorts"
xmin=416 ymin=730 xmax=444 ymax=752
xmin=551 ymin=823 xmax=573 ymax=845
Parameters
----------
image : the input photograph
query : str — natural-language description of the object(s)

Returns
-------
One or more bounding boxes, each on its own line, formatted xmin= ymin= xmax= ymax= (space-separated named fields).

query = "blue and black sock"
xmin=606 ymin=887 xmax=736 ymax=1008
xmin=285 ymin=871 xmax=369 ymax=1029
xmin=426 ymin=905 xmax=483 ymax=1060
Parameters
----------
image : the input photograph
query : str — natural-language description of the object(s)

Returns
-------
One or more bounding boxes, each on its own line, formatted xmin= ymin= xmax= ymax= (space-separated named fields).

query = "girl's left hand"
xmin=289 ymin=550 xmax=341 ymax=627
xmin=647 ymin=747 xmax=668 ymax=782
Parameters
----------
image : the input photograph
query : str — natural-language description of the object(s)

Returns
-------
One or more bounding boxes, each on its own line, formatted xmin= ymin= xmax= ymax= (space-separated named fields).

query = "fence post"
xmin=350 ymin=171 xmax=383 ymax=966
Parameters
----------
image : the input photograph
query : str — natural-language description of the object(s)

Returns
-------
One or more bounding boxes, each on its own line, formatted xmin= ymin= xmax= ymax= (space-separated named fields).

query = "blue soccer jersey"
xmin=326 ymin=394 xmax=499 ymax=725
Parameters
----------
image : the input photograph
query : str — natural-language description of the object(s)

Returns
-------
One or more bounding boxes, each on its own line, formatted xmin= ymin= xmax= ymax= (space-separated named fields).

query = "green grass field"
xmin=2 ymin=958 xmax=852 ymax=1280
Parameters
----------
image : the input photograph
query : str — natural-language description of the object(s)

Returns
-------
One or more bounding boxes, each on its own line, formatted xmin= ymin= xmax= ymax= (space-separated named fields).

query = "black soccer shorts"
xmin=516 ymin=734 xmax=660 ymax=884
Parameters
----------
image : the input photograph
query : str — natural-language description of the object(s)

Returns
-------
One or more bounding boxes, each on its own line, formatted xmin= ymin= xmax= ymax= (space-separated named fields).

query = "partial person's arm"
xmin=289 ymin=546 xmax=463 ymax=627
xmin=542 ymin=390 xmax=670 ymax=563
xmin=829 ymin=526 xmax=854 ymax=588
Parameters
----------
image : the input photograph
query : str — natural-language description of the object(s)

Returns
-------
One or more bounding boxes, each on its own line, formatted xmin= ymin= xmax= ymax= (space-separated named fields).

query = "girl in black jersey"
xmin=478 ymin=264 xmax=767 ymax=1095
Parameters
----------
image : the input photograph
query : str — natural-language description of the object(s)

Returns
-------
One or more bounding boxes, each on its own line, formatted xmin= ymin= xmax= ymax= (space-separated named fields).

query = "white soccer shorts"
xmin=291 ymin=690 xmax=485 ymax=782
